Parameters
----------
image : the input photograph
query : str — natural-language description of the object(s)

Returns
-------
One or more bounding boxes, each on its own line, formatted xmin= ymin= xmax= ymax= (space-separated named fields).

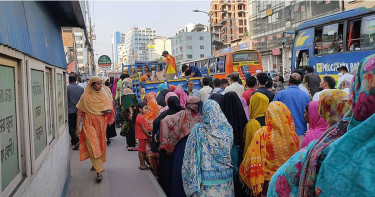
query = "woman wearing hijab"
xmin=102 ymin=77 xmax=117 ymax=144
xmin=182 ymin=100 xmax=234 ymax=197
xmin=209 ymin=93 xmax=223 ymax=104
xmin=267 ymin=54 xmax=375 ymax=197
xmin=240 ymin=97 xmax=250 ymax=120
xmin=112 ymin=77 xmax=119 ymax=98
xmin=300 ymin=101 xmax=330 ymax=148
xmin=220 ymin=91 xmax=248 ymax=197
xmin=174 ymin=88 xmax=188 ymax=108
xmin=76 ymin=77 xmax=114 ymax=182
xmin=156 ymin=83 xmax=169 ymax=107
xmin=243 ymin=92 xmax=269 ymax=155
xmin=159 ymin=92 xmax=178 ymax=113
xmin=168 ymin=85 xmax=176 ymax=92
xmin=153 ymin=96 xmax=184 ymax=194
xmin=159 ymin=96 xmax=201 ymax=197
xmin=239 ymin=101 xmax=299 ymax=196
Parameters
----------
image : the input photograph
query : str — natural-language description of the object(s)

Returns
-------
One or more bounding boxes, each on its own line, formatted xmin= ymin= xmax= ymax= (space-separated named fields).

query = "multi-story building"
xmin=117 ymin=43 xmax=127 ymax=69
xmin=124 ymin=27 xmax=157 ymax=64
xmin=112 ymin=31 xmax=126 ymax=69
xmin=344 ymin=0 xmax=375 ymax=10
xmin=144 ymin=37 xmax=172 ymax=61
xmin=248 ymin=0 xmax=343 ymax=75
xmin=210 ymin=0 xmax=248 ymax=55
xmin=172 ymin=24 xmax=211 ymax=68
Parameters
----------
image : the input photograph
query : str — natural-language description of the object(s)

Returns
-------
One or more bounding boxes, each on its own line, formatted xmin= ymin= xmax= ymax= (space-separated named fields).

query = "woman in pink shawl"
xmin=240 ymin=97 xmax=250 ymax=121
xmin=160 ymin=92 xmax=178 ymax=113
xmin=300 ymin=101 xmax=330 ymax=148
xmin=174 ymin=89 xmax=188 ymax=108
xmin=112 ymin=78 xmax=119 ymax=98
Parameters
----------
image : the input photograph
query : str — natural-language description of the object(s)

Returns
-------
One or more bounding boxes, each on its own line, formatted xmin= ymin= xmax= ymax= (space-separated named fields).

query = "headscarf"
xmin=182 ymin=100 xmax=233 ymax=196
xmin=168 ymin=85 xmax=176 ymax=92
xmin=160 ymin=92 xmax=178 ymax=113
xmin=176 ymin=85 xmax=184 ymax=90
xmin=240 ymin=101 xmax=299 ymax=195
xmin=298 ymin=54 xmax=375 ymax=196
xmin=209 ymin=93 xmax=223 ymax=104
xmin=143 ymin=92 xmax=160 ymax=123
xmin=220 ymin=91 xmax=247 ymax=149
xmin=158 ymin=83 xmax=168 ymax=92
xmin=240 ymin=97 xmax=250 ymax=120
xmin=243 ymin=93 xmax=269 ymax=155
xmin=101 ymin=77 xmax=113 ymax=103
xmin=160 ymin=96 xmax=201 ymax=153
xmin=300 ymin=101 xmax=330 ymax=148
xmin=174 ymin=89 xmax=188 ymax=108
xmin=112 ymin=78 xmax=119 ymax=97
xmin=156 ymin=87 xmax=170 ymax=107
xmin=76 ymin=77 xmax=113 ymax=116
xmin=151 ymin=96 xmax=184 ymax=153
xmin=318 ymin=89 xmax=351 ymax=125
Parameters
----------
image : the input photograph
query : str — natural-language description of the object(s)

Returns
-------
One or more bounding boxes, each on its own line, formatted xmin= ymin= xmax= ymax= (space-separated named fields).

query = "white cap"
xmin=256 ymin=70 xmax=261 ymax=73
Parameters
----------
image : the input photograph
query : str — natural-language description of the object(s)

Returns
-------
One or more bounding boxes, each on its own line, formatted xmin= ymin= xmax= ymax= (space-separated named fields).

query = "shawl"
xmin=174 ymin=89 xmax=188 ymax=108
xmin=101 ymin=77 xmax=113 ymax=103
xmin=209 ymin=93 xmax=223 ymax=104
xmin=243 ymin=92 xmax=269 ymax=155
xmin=220 ymin=91 xmax=248 ymax=149
xmin=151 ymin=96 xmax=184 ymax=153
xmin=160 ymin=92 xmax=178 ymax=113
xmin=300 ymin=101 xmax=330 ymax=148
xmin=160 ymin=96 xmax=201 ymax=153
xmin=240 ymin=97 xmax=250 ymax=121
xmin=158 ymin=83 xmax=168 ymax=91
xmin=143 ymin=92 xmax=160 ymax=123
xmin=76 ymin=77 xmax=113 ymax=116
xmin=240 ymin=101 xmax=299 ymax=196
xmin=168 ymin=85 xmax=176 ymax=92
xmin=182 ymin=100 xmax=233 ymax=196
xmin=112 ymin=78 xmax=119 ymax=98
xmin=318 ymin=89 xmax=351 ymax=125
xmin=157 ymin=89 xmax=170 ymax=107
xmin=176 ymin=85 xmax=184 ymax=90
xmin=298 ymin=54 xmax=375 ymax=196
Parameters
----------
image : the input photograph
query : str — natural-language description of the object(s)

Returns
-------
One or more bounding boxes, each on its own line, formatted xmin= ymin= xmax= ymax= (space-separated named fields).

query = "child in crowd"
xmin=133 ymin=102 xmax=152 ymax=170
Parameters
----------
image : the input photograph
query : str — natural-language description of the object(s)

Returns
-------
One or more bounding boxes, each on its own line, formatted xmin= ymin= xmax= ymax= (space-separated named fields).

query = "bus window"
xmin=361 ymin=15 xmax=375 ymax=50
xmin=218 ymin=56 xmax=225 ymax=73
xmin=295 ymin=50 xmax=309 ymax=70
xmin=321 ymin=23 xmax=343 ymax=54
xmin=314 ymin=27 xmax=323 ymax=55
xmin=209 ymin=59 xmax=217 ymax=74
xmin=233 ymin=52 xmax=258 ymax=62
xmin=347 ymin=19 xmax=361 ymax=51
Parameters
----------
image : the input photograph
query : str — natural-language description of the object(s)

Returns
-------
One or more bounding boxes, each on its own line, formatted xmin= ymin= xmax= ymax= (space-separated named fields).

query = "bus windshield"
xmin=233 ymin=52 xmax=258 ymax=62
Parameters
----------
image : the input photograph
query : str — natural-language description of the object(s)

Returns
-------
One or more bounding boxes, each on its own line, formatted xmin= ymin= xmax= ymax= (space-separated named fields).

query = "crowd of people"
xmin=66 ymin=54 xmax=375 ymax=196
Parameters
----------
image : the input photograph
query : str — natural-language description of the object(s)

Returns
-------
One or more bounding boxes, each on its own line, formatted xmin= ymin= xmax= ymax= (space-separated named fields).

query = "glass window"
xmin=187 ymin=36 xmax=192 ymax=40
xmin=0 ymin=65 xmax=19 ymax=191
xmin=233 ymin=52 xmax=258 ymax=62
xmin=200 ymin=45 xmax=204 ymax=49
xmin=314 ymin=27 xmax=323 ymax=55
xmin=361 ymin=15 xmax=375 ymax=50
xmin=200 ymin=36 xmax=204 ymax=40
xmin=45 ymin=70 xmax=54 ymax=143
xmin=200 ymin=54 xmax=205 ymax=58
xmin=187 ymin=54 xmax=193 ymax=59
xmin=188 ymin=46 xmax=192 ymax=50
xmin=321 ymin=23 xmax=344 ymax=54
xmin=347 ymin=19 xmax=361 ymax=51
xmin=31 ymin=70 xmax=47 ymax=160
xmin=57 ymin=74 xmax=64 ymax=130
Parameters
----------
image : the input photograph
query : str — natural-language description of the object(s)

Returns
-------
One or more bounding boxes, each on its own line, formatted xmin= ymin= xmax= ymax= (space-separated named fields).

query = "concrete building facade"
xmin=124 ymin=27 xmax=157 ymax=64
xmin=210 ymin=0 xmax=248 ymax=55
xmin=172 ymin=24 xmax=211 ymax=68
xmin=112 ymin=31 xmax=126 ymax=69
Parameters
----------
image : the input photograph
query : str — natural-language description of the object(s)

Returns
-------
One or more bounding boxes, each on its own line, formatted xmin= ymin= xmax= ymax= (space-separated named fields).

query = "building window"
xmin=187 ymin=54 xmax=193 ymax=59
xmin=187 ymin=36 xmax=192 ymax=40
xmin=188 ymin=45 xmax=193 ymax=49
xmin=200 ymin=45 xmax=204 ymax=49
xmin=200 ymin=36 xmax=204 ymax=40
xmin=200 ymin=54 xmax=205 ymax=58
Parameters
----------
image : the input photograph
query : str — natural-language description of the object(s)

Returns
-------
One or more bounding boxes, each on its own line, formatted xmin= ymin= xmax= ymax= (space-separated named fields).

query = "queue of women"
xmin=74 ymin=54 xmax=375 ymax=196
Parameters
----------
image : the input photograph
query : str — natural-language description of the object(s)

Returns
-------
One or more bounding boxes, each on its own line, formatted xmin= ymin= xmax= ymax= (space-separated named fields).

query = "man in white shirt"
xmin=222 ymin=72 xmax=244 ymax=97
xmin=337 ymin=66 xmax=354 ymax=90
xmin=199 ymin=76 xmax=213 ymax=103
xmin=312 ymin=76 xmax=336 ymax=101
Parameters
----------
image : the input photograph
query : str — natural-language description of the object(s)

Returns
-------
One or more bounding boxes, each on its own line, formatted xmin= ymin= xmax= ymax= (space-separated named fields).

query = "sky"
xmin=92 ymin=1 xmax=211 ymax=63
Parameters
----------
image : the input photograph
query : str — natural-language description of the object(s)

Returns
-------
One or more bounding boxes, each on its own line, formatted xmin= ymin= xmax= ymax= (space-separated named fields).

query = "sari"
xmin=240 ymin=97 xmax=250 ymax=120
xmin=267 ymin=54 xmax=375 ymax=197
xmin=175 ymin=89 xmax=188 ymax=108
xmin=182 ymin=100 xmax=234 ymax=197
xmin=243 ymin=92 xmax=269 ymax=156
xmin=240 ymin=101 xmax=299 ymax=196
xmin=77 ymin=77 xmax=114 ymax=173
xmin=143 ymin=93 xmax=161 ymax=159
xmin=300 ymin=101 xmax=330 ymax=148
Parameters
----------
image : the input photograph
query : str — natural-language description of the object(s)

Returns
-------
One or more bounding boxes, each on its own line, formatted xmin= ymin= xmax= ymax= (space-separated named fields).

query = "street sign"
xmin=98 ymin=55 xmax=111 ymax=67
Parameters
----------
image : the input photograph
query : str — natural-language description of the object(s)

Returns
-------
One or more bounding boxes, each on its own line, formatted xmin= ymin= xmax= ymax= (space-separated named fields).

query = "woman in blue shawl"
xmin=182 ymin=100 xmax=234 ymax=197
xmin=267 ymin=54 xmax=375 ymax=197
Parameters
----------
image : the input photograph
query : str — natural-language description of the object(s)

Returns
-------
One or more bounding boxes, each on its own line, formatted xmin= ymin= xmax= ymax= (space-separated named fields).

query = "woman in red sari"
xmin=76 ymin=77 xmax=115 ymax=182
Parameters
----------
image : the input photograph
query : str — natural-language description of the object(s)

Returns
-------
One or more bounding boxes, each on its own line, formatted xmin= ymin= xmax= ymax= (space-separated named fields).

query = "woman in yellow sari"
xmin=239 ymin=101 xmax=299 ymax=196
xmin=243 ymin=92 xmax=269 ymax=155
xmin=76 ymin=77 xmax=115 ymax=182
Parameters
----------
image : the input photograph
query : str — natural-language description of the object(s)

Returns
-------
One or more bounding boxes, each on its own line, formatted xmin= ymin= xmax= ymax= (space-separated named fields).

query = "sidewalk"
xmin=66 ymin=129 xmax=166 ymax=197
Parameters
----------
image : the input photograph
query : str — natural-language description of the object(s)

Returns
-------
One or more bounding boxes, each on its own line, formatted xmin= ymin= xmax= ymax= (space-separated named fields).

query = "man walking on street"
xmin=304 ymin=66 xmax=321 ymax=97
xmin=67 ymin=74 xmax=84 ymax=150
xmin=162 ymin=51 xmax=177 ymax=80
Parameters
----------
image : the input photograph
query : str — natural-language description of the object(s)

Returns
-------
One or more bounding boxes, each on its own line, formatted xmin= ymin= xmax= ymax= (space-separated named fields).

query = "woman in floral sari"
xmin=267 ymin=54 xmax=375 ymax=197
xmin=182 ymin=100 xmax=234 ymax=197
xmin=76 ymin=77 xmax=114 ymax=182
xmin=240 ymin=101 xmax=299 ymax=196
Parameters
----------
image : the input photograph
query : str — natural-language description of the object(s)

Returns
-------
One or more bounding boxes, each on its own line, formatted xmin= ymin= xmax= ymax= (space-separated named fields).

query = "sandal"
xmin=127 ymin=147 xmax=137 ymax=151
xmin=139 ymin=166 xmax=148 ymax=170
xmin=72 ymin=143 xmax=79 ymax=150
xmin=90 ymin=166 xmax=95 ymax=171
xmin=96 ymin=173 xmax=103 ymax=182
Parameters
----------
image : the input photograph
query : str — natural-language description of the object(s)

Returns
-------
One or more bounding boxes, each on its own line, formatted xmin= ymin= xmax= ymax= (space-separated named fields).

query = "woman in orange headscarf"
xmin=76 ymin=77 xmax=115 ymax=182
xmin=239 ymin=101 xmax=299 ymax=196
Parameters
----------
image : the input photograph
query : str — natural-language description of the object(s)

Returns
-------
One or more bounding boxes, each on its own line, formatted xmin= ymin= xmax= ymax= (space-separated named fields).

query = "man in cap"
xmin=162 ymin=51 xmax=177 ymax=80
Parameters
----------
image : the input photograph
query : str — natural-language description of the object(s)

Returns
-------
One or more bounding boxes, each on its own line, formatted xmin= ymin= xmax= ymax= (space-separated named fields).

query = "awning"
xmin=67 ymin=60 xmax=76 ymax=74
